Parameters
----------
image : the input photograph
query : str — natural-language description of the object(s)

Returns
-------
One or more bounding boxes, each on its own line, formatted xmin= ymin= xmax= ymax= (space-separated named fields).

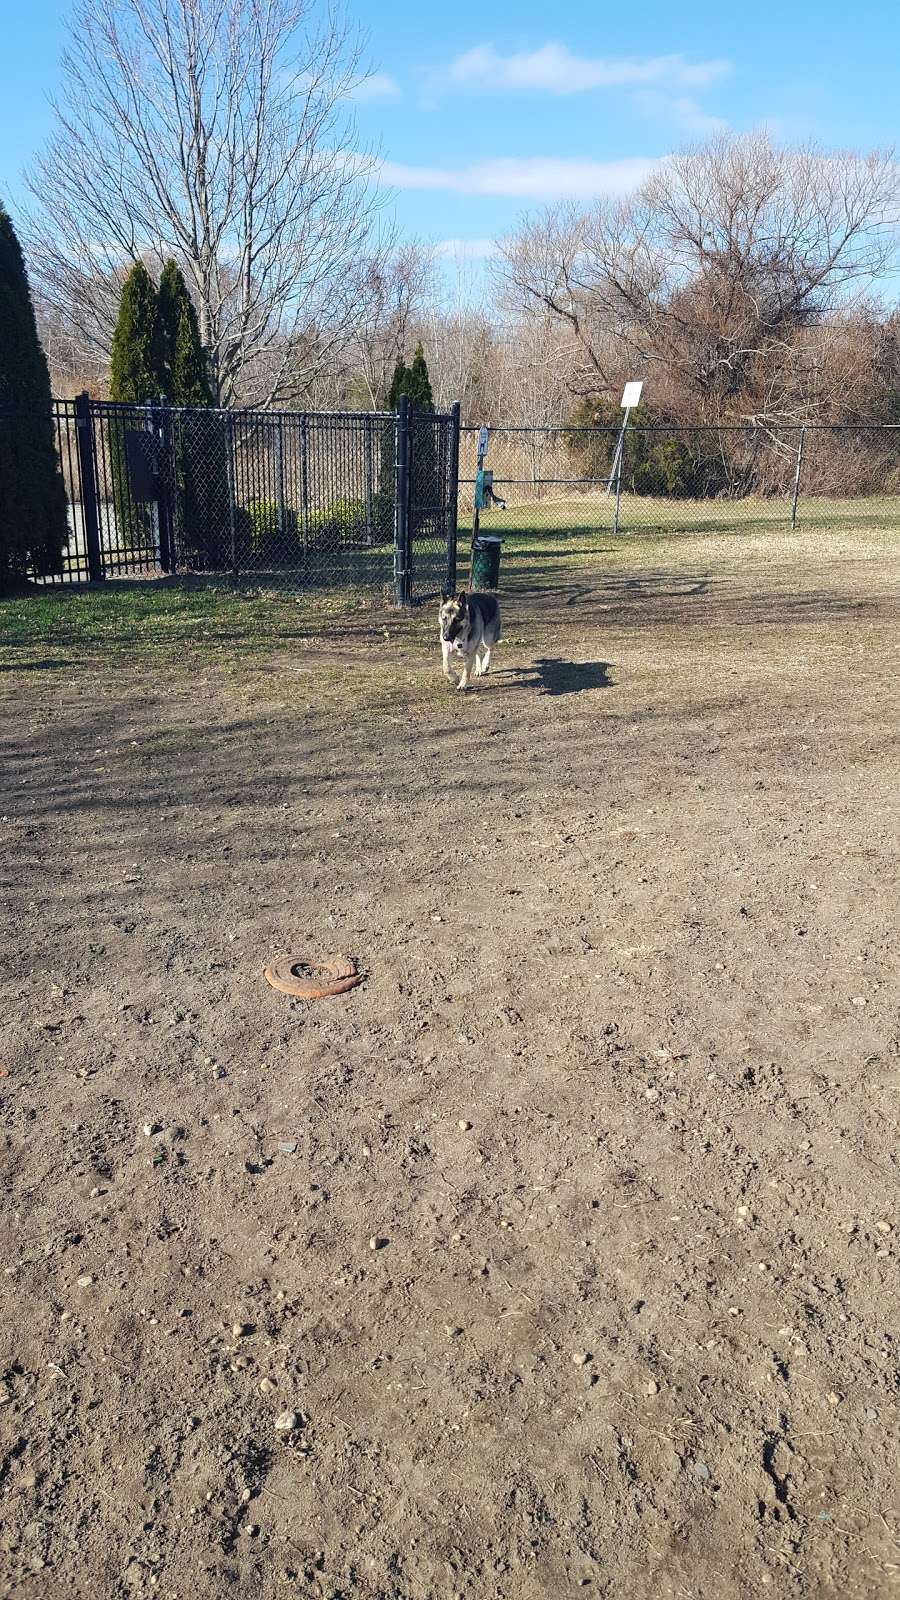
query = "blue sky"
xmin=1 ymin=0 xmax=897 ymax=266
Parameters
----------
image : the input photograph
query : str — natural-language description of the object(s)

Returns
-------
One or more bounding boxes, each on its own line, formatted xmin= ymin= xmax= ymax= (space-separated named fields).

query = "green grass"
xmin=3 ymin=497 xmax=898 ymax=680
xmin=474 ymin=489 xmax=900 ymax=547
xmin=0 ymin=578 xmax=383 ymax=674
xmin=466 ymin=492 xmax=900 ymax=578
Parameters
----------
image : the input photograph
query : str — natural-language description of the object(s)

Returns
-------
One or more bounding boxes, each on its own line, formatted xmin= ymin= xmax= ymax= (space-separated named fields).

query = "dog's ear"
xmin=456 ymin=591 xmax=467 ymax=607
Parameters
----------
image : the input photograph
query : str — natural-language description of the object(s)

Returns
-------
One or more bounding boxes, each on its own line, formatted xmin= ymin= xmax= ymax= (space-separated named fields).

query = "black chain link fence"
xmin=13 ymin=404 xmax=900 ymax=598
xmin=21 ymin=396 xmax=461 ymax=602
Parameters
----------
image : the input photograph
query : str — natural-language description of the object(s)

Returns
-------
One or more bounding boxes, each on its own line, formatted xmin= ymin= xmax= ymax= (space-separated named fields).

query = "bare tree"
xmin=24 ymin=0 xmax=388 ymax=405
xmin=411 ymin=254 xmax=511 ymax=423
xmin=496 ymin=133 xmax=900 ymax=423
xmin=33 ymin=290 xmax=108 ymax=397
xmin=345 ymin=243 xmax=436 ymax=410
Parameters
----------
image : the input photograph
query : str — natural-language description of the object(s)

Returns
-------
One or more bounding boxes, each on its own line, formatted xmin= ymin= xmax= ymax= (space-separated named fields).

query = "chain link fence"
xmin=20 ymin=397 xmax=461 ymax=600
xmin=12 ymin=404 xmax=900 ymax=597
xmin=459 ymin=423 xmax=900 ymax=544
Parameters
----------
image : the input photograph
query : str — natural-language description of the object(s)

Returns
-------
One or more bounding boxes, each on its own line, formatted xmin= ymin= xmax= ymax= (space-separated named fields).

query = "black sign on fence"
xmin=123 ymin=429 xmax=158 ymax=501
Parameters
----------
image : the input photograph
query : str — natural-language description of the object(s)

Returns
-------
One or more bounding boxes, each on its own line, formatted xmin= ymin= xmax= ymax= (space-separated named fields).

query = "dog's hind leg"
xmin=478 ymin=646 xmax=492 ymax=676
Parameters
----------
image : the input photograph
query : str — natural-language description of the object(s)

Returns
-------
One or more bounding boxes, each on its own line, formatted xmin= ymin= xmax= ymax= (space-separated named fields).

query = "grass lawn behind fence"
xmin=472 ymin=490 xmax=900 ymax=551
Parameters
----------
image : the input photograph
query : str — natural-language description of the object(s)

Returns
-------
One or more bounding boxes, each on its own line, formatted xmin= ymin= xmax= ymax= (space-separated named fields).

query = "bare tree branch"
xmin=494 ymin=133 xmax=900 ymax=424
xmin=23 ymin=0 xmax=391 ymax=405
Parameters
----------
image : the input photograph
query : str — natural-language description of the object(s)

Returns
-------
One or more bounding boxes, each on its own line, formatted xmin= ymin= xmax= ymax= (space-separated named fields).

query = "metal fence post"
xmin=275 ymin=414 xmax=286 ymax=547
xmin=790 ymin=427 xmax=806 ymax=529
xmin=445 ymin=400 xmax=461 ymax=596
xmin=154 ymin=397 xmax=175 ymax=572
xmin=613 ymin=449 xmax=623 ymax=536
xmin=364 ymin=418 xmax=374 ymax=545
xmin=300 ymin=414 xmax=309 ymax=554
xmin=224 ymin=411 xmax=238 ymax=579
xmin=394 ymin=395 xmax=411 ymax=605
xmin=74 ymin=391 xmax=103 ymax=582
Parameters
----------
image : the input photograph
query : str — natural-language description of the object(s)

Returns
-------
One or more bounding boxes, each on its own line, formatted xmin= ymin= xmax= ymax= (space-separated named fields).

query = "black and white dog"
xmin=438 ymin=591 xmax=502 ymax=691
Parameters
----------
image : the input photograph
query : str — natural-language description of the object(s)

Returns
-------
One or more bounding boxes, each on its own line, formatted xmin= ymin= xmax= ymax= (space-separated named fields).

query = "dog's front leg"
xmin=457 ymin=649 xmax=477 ymax=691
xmin=441 ymin=640 xmax=456 ymax=682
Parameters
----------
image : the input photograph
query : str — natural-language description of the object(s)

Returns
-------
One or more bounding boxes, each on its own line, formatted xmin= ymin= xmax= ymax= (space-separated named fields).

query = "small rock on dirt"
xmin=77 ymin=1275 xmax=94 ymax=1288
xmin=274 ymin=1410 xmax=299 ymax=1432
xmin=646 ymin=1378 xmax=660 ymax=1395
xmin=457 ymin=1120 xmax=472 ymax=1131
xmin=571 ymin=1351 xmax=591 ymax=1367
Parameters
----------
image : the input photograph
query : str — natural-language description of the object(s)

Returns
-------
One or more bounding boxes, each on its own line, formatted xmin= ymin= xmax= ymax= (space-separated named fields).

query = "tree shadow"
xmin=0 ymin=657 xmax=90 ymax=674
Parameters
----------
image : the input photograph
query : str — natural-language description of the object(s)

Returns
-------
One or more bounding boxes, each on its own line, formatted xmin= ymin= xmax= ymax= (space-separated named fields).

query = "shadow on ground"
xmin=495 ymin=658 xmax=615 ymax=696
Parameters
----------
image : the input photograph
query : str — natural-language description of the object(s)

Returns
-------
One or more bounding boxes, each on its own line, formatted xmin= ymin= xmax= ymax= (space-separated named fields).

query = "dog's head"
xmin=439 ymin=591 xmax=468 ymax=644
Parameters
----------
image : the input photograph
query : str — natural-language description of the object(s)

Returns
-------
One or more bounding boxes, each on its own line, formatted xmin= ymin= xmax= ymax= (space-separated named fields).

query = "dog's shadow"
xmin=498 ymin=658 xmax=615 ymax=696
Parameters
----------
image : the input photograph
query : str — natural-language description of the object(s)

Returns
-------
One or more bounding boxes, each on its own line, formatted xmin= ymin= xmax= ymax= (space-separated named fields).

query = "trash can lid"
xmin=473 ymin=535 xmax=504 ymax=547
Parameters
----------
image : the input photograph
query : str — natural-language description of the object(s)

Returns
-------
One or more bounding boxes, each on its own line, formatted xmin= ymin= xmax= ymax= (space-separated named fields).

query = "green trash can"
xmin=472 ymin=536 xmax=502 ymax=590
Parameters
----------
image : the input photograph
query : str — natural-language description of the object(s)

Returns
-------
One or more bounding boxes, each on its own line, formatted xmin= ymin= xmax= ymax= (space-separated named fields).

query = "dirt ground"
xmin=2 ymin=528 xmax=900 ymax=1600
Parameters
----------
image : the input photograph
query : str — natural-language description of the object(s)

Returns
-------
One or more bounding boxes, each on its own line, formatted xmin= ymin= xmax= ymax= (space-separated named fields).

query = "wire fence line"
xmin=458 ymin=422 xmax=900 ymax=539
xmin=7 ymin=400 xmax=900 ymax=600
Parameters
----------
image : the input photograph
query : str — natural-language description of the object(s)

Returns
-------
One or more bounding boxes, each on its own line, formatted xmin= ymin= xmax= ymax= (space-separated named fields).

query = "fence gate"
xmin=26 ymin=394 xmax=461 ymax=601
xmin=395 ymin=397 xmax=461 ymax=604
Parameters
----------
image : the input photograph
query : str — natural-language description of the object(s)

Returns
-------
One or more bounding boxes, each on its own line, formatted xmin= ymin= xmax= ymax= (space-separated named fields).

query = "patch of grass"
xmin=470 ymin=491 xmax=900 ymax=571
xmin=0 ymin=577 xmax=385 ymax=673
xmin=4 ymin=509 xmax=898 ymax=692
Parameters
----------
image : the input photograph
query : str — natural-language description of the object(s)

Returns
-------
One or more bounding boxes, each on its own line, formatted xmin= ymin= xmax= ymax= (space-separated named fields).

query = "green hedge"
xmin=306 ymin=497 xmax=370 ymax=546
xmin=240 ymin=499 xmax=299 ymax=565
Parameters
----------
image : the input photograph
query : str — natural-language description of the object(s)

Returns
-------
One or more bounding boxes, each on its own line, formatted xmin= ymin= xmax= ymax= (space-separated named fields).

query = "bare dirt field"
xmin=2 ymin=525 xmax=899 ymax=1600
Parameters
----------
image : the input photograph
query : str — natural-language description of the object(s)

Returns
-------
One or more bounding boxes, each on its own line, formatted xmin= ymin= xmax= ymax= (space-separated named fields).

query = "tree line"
xmin=6 ymin=0 xmax=900 ymax=585
xmin=11 ymin=0 xmax=897 ymax=434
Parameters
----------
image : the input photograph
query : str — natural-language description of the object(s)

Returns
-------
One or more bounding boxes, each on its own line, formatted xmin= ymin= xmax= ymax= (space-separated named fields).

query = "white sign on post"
xmin=621 ymin=381 xmax=643 ymax=410
xmin=477 ymin=425 xmax=489 ymax=457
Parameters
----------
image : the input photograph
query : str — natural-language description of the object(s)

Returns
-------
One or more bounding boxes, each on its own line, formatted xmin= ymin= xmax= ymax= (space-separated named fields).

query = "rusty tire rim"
xmin=263 ymin=955 xmax=362 ymax=1000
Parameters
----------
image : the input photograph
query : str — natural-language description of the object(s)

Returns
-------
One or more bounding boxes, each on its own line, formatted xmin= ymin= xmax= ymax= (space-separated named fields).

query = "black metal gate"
xmin=394 ymin=397 xmax=461 ymax=604
xmin=24 ymin=394 xmax=461 ymax=602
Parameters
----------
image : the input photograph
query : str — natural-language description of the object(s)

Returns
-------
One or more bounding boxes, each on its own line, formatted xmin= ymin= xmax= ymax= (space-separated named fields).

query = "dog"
xmin=438 ymin=590 xmax=501 ymax=691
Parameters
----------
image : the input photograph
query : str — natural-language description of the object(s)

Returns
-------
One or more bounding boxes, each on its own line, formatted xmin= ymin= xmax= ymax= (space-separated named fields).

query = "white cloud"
xmin=447 ymin=43 xmax=731 ymax=95
xmin=351 ymin=72 xmax=400 ymax=102
xmin=633 ymin=91 xmax=729 ymax=135
xmin=380 ymin=155 xmax=658 ymax=201
xmin=433 ymin=238 xmax=499 ymax=261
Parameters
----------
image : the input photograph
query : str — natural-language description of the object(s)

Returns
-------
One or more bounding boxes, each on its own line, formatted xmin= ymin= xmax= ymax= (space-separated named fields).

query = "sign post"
xmin=608 ymin=380 xmax=643 ymax=534
xmin=469 ymin=425 xmax=489 ymax=583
